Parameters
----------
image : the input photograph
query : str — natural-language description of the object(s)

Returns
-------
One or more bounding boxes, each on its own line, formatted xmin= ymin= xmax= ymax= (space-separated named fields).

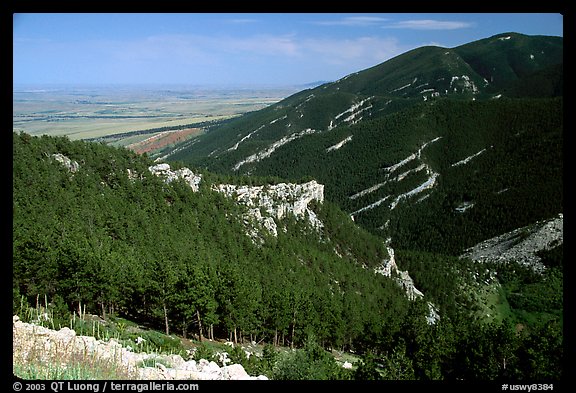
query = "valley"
xmin=12 ymin=84 xmax=300 ymax=152
xmin=13 ymin=31 xmax=563 ymax=381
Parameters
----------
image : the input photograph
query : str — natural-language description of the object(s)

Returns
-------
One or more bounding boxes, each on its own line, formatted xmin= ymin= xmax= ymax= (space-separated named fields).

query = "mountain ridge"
xmin=162 ymin=32 xmax=562 ymax=256
xmin=164 ymin=32 xmax=562 ymax=164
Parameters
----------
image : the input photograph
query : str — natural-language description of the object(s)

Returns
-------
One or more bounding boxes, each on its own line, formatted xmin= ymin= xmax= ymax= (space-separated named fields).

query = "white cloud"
xmin=131 ymin=33 xmax=407 ymax=82
xmin=300 ymin=36 xmax=403 ymax=65
xmin=104 ymin=33 xmax=403 ymax=65
xmin=14 ymin=32 xmax=411 ymax=84
xmin=312 ymin=16 xmax=390 ymax=27
xmin=385 ymin=19 xmax=475 ymax=30
xmin=220 ymin=34 xmax=301 ymax=56
xmin=106 ymin=35 xmax=217 ymax=65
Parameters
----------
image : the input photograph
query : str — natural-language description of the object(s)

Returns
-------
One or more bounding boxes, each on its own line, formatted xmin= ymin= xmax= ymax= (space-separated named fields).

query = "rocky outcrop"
xmin=13 ymin=316 xmax=267 ymax=380
xmin=148 ymin=163 xmax=203 ymax=192
xmin=51 ymin=153 xmax=79 ymax=173
xmin=373 ymin=241 xmax=440 ymax=325
xmin=460 ymin=213 xmax=563 ymax=273
xmin=374 ymin=242 xmax=424 ymax=301
xmin=213 ymin=181 xmax=324 ymax=238
xmin=148 ymin=162 xmax=325 ymax=240
xmin=213 ymin=181 xmax=324 ymax=220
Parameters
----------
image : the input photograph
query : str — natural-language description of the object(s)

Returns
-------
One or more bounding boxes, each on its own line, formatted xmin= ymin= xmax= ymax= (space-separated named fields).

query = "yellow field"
xmin=13 ymin=115 xmax=234 ymax=140
xmin=13 ymin=86 xmax=297 ymax=141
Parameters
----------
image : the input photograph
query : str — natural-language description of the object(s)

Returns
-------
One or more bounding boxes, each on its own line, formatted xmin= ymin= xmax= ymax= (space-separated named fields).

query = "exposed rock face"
xmin=213 ymin=180 xmax=325 ymax=238
xmin=13 ymin=316 xmax=267 ymax=380
xmin=148 ymin=163 xmax=203 ymax=192
xmin=395 ymin=270 xmax=425 ymax=301
xmin=374 ymin=243 xmax=424 ymax=301
xmin=461 ymin=213 xmax=563 ymax=273
xmin=51 ymin=153 xmax=79 ymax=173
xmin=373 ymin=244 xmax=399 ymax=278
xmin=214 ymin=181 xmax=324 ymax=219
xmin=373 ymin=241 xmax=440 ymax=325
xmin=148 ymin=163 xmax=325 ymax=239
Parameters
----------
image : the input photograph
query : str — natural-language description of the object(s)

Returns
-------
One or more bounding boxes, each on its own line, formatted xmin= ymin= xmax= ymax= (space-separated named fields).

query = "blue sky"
xmin=13 ymin=13 xmax=563 ymax=87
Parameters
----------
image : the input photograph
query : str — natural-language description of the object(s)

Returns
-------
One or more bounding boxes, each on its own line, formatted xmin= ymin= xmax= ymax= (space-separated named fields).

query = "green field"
xmin=13 ymin=85 xmax=299 ymax=141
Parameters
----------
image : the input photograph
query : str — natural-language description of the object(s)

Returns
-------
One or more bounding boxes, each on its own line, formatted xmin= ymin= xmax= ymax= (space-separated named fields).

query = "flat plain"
xmin=13 ymin=84 xmax=300 ymax=147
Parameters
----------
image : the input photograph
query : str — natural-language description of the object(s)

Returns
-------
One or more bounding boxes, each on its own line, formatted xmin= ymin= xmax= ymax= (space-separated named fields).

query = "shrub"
xmin=193 ymin=342 xmax=216 ymax=363
xmin=259 ymin=343 xmax=277 ymax=375
xmin=138 ymin=356 xmax=172 ymax=369
xmin=353 ymin=351 xmax=382 ymax=380
xmin=137 ymin=331 xmax=186 ymax=356
xmin=228 ymin=344 xmax=247 ymax=365
xmin=271 ymin=336 xmax=343 ymax=380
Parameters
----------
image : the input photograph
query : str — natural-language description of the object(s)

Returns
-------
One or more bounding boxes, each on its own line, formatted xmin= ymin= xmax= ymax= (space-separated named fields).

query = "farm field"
xmin=13 ymin=84 xmax=299 ymax=142
xmin=125 ymin=128 xmax=203 ymax=155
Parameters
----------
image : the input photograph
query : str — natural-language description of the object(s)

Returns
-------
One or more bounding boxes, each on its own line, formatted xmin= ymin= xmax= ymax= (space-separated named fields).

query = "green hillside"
xmin=13 ymin=132 xmax=563 ymax=380
xmin=13 ymin=31 xmax=563 ymax=381
xmin=168 ymin=96 xmax=562 ymax=256
xmin=12 ymin=131 xmax=412 ymax=351
xmin=453 ymin=32 xmax=563 ymax=92
xmin=166 ymin=32 xmax=562 ymax=166
xmin=164 ymin=33 xmax=562 ymax=256
xmin=244 ymin=98 xmax=562 ymax=255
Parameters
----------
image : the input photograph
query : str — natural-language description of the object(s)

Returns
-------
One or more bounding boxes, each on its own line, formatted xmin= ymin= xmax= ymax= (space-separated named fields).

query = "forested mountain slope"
xmin=167 ymin=97 xmax=562 ymax=256
xmin=13 ymin=131 xmax=417 ymax=351
xmin=163 ymin=33 xmax=563 ymax=255
xmin=12 ymin=131 xmax=563 ymax=380
xmin=165 ymin=32 xmax=561 ymax=166
xmin=12 ymin=31 xmax=563 ymax=381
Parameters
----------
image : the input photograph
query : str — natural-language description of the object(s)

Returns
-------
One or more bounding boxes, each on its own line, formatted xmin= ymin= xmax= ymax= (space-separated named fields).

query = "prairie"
xmin=13 ymin=84 xmax=299 ymax=142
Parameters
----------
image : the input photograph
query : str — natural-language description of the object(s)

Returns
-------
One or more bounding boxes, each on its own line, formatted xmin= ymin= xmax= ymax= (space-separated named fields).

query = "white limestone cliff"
xmin=148 ymin=162 xmax=325 ymax=240
xmin=51 ymin=153 xmax=80 ymax=173
xmin=373 ymin=240 xmax=440 ymax=325
xmin=213 ymin=180 xmax=324 ymax=239
xmin=148 ymin=163 xmax=203 ymax=192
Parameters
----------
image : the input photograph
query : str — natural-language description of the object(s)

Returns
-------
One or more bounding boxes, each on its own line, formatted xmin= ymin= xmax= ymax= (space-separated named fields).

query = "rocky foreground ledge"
xmin=13 ymin=316 xmax=268 ymax=380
